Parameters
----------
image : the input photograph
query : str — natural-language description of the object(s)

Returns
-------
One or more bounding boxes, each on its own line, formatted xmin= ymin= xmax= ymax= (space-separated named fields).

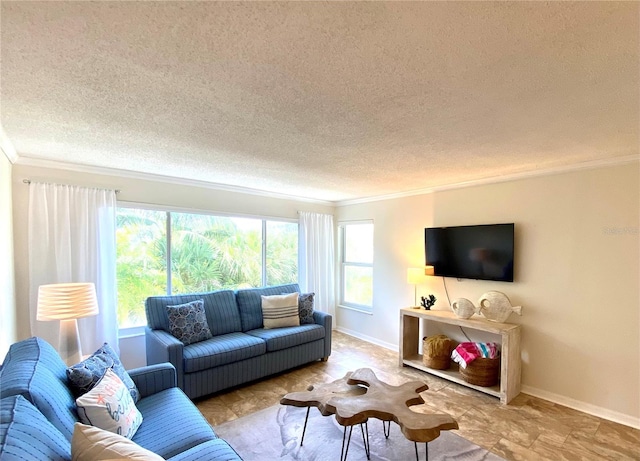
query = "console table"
xmin=399 ymin=308 xmax=521 ymax=404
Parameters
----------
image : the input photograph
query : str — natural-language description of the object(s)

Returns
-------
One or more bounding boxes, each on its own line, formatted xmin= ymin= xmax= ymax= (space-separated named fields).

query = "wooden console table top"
xmin=280 ymin=367 xmax=458 ymax=443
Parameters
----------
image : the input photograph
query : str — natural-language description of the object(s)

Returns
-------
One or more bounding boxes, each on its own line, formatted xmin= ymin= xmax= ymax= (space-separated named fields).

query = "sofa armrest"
xmin=128 ymin=363 xmax=177 ymax=398
xmin=145 ymin=327 xmax=185 ymax=390
xmin=313 ymin=311 xmax=332 ymax=360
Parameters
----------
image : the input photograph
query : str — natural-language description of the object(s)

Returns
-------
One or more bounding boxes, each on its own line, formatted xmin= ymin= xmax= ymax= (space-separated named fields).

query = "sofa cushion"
xmin=261 ymin=293 xmax=300 ymax=329
xmin=168 ymin=438 xmax=241 ymax=461
xmin=236 ymin=283 xmax=300 ymax=331
xmin=0 ymin=395 xmax=71 ymax=461
xmin=67 ymin=342 xmax=140 ymax=403
xmin=167 ymin=299 xmax=213 ymax=345
xmin=298 ymin=292 xmax=316 ymax=324
xmin=71 ymin=422 xmax=163 ymax=461
xmin=246 ymin=324 xmax=326 ymax=352
xmin=132 ymin=387 xmax=216 ymax=459
xmin=182 ymin=332 xmax=267 ymax=373
xmin=0 ymin=336 xmax=68 ymax=381
xmin=76 ymin=369 xmax=143 ymax=439
xmin=146 ymin=290 xmax=241 ymax=336
xmin=0 ymin=360 xmax=78 ymax=442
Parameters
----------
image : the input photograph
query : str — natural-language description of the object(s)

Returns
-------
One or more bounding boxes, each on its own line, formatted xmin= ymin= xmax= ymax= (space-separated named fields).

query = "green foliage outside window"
xmin=116 ymin=208 xmax=298 ymax=328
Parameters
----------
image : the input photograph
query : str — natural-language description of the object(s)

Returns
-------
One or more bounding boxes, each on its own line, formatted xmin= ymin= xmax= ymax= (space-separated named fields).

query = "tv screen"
xmin=425 ymin=223 xmax=514 ymax=282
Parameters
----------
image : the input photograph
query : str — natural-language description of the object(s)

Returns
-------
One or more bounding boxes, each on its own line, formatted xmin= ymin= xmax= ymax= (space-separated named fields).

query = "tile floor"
xmin=196 ymin=331 xmax=639 ymax=461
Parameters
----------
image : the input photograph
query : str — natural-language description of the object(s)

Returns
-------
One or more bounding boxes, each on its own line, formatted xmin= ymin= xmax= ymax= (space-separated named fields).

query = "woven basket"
xmin=422 ymin=335 xmax=453 ymax=370
xmin=460 ymin=357 xmax=500 ymax=387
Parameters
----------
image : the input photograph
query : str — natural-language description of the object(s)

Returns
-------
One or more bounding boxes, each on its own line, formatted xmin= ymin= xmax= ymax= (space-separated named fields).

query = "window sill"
xmin=338 ymin=304 xmax=373 ymax=315
xmin=118 ymin=326 xmax=146 ymax=339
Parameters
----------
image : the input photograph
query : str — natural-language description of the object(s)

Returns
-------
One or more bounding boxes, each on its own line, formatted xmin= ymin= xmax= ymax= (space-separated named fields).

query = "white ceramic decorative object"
xmin=477 ymin=291 xmax=522 ymax=323
xmin=450 ymin=298 xmax=476 ymax=319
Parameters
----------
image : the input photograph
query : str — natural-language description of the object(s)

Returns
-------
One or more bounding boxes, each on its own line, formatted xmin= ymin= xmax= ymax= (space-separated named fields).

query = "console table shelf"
xmin=399 ymin=308 xmax=521 ymax=404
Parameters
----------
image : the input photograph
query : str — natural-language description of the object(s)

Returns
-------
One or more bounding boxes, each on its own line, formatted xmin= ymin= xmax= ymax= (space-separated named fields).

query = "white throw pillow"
xmin=261 ymin=293 xmax=300 ymax=329
xmin=76 ymin=368 xmax=143 ymax=439
xmin=71 ymin=423 xmax=164 ymax=461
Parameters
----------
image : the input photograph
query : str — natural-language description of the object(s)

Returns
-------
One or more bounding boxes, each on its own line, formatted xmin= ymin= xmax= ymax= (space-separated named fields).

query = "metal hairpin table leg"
xmin=414 ymin=442 xmax=429 ymax=461
xmin=383 ymin=420 xmax=391 ymax=438
xmin=300 ymin=407 xmax=311 ymax=446
xmin=340 ymin=425 xmax=353 ymax=461
xmin=340 ymin=422 xmax=369 ymax=461
xmin=360 ymin=421 xmax=370 ymax=460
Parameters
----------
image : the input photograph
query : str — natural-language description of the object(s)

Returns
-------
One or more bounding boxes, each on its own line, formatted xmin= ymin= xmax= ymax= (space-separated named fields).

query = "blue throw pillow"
xmin=66 ymin=343 xmax=140 ymax=403
xmin=166 ymin=299 xmax=213 ymax=345
xmin=298 ymin=292 xmax=315 ymax=324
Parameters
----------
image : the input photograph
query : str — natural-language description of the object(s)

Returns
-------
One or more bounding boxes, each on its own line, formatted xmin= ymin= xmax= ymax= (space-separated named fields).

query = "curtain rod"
xmin=22 ymin=179 xmax=121 ymax=194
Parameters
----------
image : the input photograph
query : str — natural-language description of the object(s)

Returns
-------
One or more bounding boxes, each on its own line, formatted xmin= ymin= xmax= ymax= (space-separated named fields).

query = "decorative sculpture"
xmin=477 ymin=291 xmax=522 ymax=322
xmin=450 ymin=298 xmax=476 ymax=319
xmin=420 ymin=294 xmax=436 ymax=310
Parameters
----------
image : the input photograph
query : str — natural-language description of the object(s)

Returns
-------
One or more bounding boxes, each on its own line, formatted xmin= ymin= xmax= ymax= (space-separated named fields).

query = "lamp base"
xmin=58 ymin=318 xmax=83 ymax=365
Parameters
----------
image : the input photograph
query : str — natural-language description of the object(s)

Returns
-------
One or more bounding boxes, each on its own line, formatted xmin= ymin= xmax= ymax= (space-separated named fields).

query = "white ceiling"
xmin=1 ymin=1 xmax=638 ymax=202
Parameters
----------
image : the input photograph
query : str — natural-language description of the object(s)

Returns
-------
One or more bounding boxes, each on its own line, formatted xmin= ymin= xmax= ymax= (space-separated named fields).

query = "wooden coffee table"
xmin=280 ymin=368 xmax=458 ymax=460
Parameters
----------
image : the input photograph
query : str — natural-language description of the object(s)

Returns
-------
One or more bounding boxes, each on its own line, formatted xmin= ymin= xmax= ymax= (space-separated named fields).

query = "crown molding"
xmin=13 ymin=156 xmax=335 ymax=206
xmin=0 ymin=126 xmax=18 ymax=163
xmin=335 ymin=155 xmax=640 ymax=207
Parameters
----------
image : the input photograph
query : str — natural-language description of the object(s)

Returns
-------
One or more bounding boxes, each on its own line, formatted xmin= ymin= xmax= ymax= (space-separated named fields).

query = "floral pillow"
xmin=67 ymin=343 xmax=140 ymax=403
xmin=166 ymin=299 xmax=213 ymax=345
xmin=75 ymin=368 xmax=143 ymax=439
xmin=298 ymin=292 xmax=315 ymax=324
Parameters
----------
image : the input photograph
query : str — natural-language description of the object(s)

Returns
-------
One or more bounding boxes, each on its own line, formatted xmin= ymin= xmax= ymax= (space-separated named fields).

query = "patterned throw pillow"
xmin=298 ymin=292 xmax=315 ymax=324
xmin=166 ymin=299 xmax=213 ymax=345
xmin=67 ymin=343 xmax=140 ymax=403
xmin=261 ymin=293 xmax=300 ymax=329
xmin=76 ymin=369 xmax=143 ymax=439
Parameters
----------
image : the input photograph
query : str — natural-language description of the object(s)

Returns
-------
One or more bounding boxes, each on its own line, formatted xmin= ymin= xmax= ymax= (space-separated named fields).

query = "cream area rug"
xmin=215 ymin=405 xmax=505 ymax=461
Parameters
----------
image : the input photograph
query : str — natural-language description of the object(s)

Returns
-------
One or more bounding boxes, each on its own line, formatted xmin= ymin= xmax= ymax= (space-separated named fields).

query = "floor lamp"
xmin=37 ymin=282 xmax=99 ymax=365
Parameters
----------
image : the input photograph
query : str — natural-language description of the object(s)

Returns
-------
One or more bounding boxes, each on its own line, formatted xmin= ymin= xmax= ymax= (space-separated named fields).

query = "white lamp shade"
xmin=37 ymin=282 xmax=99 ymax=321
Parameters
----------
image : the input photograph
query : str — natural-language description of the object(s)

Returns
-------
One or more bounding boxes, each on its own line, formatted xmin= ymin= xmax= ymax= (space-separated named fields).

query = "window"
xmin=340 ymin=221 xmax=373 ymax=312
xmin=116 ymin=206 xmax=298 ymax=328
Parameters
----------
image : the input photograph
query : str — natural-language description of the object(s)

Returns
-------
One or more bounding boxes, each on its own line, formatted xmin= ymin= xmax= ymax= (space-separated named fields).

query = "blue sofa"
xmin=0 ymin=337 xmax=241 ymax=460
xmin=145 ymin=283 xmax=332 ymax=400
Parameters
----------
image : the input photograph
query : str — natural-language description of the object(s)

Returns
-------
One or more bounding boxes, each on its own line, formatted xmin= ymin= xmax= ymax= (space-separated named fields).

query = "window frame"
xmin=339 ymin=220 xmax=374 ymax=314
xmin=115 ymin=202 xmax=299 ymax=332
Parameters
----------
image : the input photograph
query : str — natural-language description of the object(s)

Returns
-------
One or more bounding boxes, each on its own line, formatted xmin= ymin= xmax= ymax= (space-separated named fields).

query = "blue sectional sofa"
xmin=0 ymin=337 xmax=241 ymax=460
xmin=145 ymin=283 xmax=332 ymax=400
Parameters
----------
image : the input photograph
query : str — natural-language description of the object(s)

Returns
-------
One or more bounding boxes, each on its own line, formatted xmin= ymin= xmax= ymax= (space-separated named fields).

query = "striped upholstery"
xmin=0 ymin=395 xmax=71 ymax=461
xmin=132 ymin=387 xmax=217 ymax=459
xmin=168 ymin=438 xmax=242 ymax=461
xmin=183 ymin=340 xmax=325 ymax=399
xmin=146 ymin=284 xmax=332 ymax=400
xmin=128 ymin=363 xmax=177 ymax=398
xmin=246 ymin=324 xmax=325 ymax=352
xmin=0 ymin=341 xmax=78 ymax=442
xmin=236 ymin=283 xmax=300 ymax=331
xmin=183 ymin=333 xmax=266 ymax=373
xmin=1 ymin=337 xmax=68 ymax=381
xmin=146 ymin=290 xmax=241 ymax=336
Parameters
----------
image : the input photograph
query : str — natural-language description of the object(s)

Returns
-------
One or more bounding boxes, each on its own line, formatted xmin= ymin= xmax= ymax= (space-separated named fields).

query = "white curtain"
xmin=298 ymin=211 xmax=336 ymax=319
xmin=28 ymin=182 xmax=119 ymax=355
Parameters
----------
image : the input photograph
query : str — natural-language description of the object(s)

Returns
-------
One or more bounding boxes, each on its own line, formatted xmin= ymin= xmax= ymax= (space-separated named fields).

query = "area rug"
xmin=215 ymin=405 xmax=504 ymax=461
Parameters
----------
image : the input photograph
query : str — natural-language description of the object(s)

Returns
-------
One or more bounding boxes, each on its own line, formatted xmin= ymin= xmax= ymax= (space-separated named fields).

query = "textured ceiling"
xmin=1 ymin=1 xmax=638 ymax=202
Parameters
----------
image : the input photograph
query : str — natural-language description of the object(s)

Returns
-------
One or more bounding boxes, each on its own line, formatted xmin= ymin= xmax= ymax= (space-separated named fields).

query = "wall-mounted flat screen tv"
xmin=425 ymin=223 xmax=515 ymax=282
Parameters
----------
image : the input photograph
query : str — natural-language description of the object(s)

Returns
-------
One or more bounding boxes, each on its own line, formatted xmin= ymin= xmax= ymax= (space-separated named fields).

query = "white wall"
xmin=1 ymin=152 xmax=17 ymax=360
xmin=336 ymin=163 xmax=639 ymax=427
xmin=11 ymin=163 xmax=334 ymax=369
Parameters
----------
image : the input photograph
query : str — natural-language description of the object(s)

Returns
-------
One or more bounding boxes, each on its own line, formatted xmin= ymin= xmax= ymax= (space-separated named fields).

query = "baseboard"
xmin=521 ymin=385 xmax=640 ymax=430
xmin=335 ymin=326 xmax=399 ymax=352
xmin=335 ymin=327 xmax=640 ymax=430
